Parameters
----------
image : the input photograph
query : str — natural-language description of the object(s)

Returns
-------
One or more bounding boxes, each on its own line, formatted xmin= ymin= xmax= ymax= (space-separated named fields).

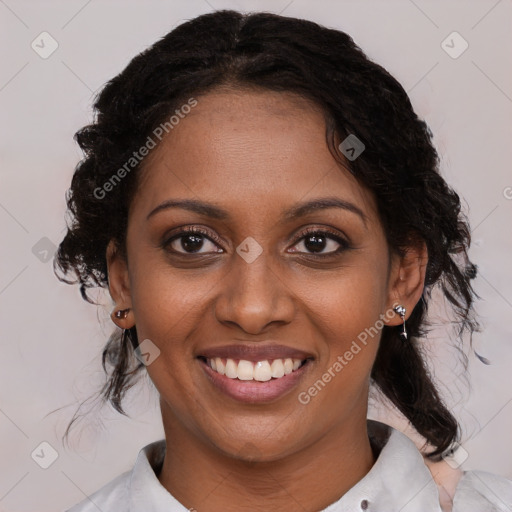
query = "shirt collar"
xmin=323 ymin=420 xmax=443 ymax=511
xmin=127 ymin=419 xmax=442 ymax=512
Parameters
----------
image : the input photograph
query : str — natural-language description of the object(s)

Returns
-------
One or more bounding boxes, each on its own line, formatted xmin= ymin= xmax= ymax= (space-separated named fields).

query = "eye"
xmin=288 ymin=228 xmax=349 ymax=257
xmin=163 ymin=226 xmax=224 ymax=255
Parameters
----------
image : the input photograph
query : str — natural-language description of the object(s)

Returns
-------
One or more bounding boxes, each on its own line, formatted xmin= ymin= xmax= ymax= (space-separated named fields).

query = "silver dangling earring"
xmin=393 ymin=305 xmax=407 ymax=341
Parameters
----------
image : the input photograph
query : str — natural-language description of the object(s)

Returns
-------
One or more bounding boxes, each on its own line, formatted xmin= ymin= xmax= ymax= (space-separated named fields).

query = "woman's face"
xmin=109 ymin=88 xmax=408 ymax=461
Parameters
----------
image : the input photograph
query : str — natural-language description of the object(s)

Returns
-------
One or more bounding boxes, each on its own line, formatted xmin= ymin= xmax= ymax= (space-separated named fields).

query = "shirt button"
xmin=360 ymin=499 xmax=369 ymax=510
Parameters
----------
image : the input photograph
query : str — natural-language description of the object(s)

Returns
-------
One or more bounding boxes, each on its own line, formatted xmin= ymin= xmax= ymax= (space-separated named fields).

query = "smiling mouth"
xmin=197 ymin=356 xmax=310 ymax=382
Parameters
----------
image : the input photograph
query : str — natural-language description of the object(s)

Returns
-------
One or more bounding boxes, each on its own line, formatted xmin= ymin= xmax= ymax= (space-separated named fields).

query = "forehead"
xmin=131 ymin=88 xmax=377 ymax=224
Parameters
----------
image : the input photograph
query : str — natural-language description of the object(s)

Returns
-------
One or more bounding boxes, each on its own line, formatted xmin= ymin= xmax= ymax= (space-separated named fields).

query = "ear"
xmin=106 ymin=239 xmax=135 ymax=329
xmin=384 ymin=241 xmax=428 ymax=326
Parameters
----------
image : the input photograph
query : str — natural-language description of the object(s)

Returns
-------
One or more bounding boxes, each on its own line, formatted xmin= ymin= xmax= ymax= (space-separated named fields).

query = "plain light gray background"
xmin=1 ymin=0 xmax=511 ymax=510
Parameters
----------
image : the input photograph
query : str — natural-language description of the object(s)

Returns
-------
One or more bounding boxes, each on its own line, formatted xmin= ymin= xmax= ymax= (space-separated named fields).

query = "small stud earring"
xmin=114 ymin=308 xmax=130 ymax=320
xmin=393 ymin=305 xmax=407 ymax=341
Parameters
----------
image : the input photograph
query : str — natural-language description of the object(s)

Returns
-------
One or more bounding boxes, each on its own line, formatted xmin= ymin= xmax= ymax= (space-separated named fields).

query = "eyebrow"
xmin=146 ymin=196 xmax=367 ymax=226
xmin=282 ymin=197 xmax=367 ymax=226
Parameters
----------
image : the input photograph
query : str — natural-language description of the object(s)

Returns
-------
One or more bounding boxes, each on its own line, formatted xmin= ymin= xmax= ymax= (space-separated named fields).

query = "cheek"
xmin=314 ymin=294 xmax=383 ymax=371
xmin=128 ymin=242 xmax=215 ymax=336
xmin=305 ymin=254 xmax=390 ymax=336
xmin=302 ymin=258 xmax=390 ymax=391
xmin=126 ymin=257 xmax=210 ymax=385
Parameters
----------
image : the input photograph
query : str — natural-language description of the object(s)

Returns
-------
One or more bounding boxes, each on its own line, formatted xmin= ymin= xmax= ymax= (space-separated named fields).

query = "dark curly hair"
xmin=54 ymin=9 xmax=479 ymax=459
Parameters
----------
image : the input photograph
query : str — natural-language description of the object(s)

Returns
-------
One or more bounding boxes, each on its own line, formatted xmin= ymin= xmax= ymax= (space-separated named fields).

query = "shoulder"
xmin=64 ymin=439 xmax=168 ymax=512
xmin=453 ymin=469 xmax=512 ymax=512
xmin=65 ymin=470 xmax=131 ymax=512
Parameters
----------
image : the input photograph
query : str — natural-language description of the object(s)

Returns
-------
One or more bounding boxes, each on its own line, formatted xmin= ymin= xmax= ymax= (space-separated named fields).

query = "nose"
xmin=214 ymin=250 xmax=296 ymax=335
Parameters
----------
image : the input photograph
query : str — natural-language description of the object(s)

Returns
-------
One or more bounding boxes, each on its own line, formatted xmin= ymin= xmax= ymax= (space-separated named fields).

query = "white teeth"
xmin=214 ymin=357 xmax=225 ymax=375
xmin=237 ymin=360 xmax=254 ymax=381
xmin=270 ymin=359 xmax=285 ymax=378
xmin=254 ymin=361 xmax=272 ymax=381
xmin=206 ymin=357 xmax=304 ymax=381
xmin=225 ymin=359 xmax=238 ymax=379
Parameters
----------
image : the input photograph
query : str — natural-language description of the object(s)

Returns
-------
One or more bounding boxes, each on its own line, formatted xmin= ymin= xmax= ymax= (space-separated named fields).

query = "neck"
xmin=157 ymin=408 xmax=376 ymax=512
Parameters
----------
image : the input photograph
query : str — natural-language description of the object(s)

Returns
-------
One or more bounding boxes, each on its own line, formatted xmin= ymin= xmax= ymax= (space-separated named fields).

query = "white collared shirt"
xmin=66 ymin=420 xmax=512 ymax=512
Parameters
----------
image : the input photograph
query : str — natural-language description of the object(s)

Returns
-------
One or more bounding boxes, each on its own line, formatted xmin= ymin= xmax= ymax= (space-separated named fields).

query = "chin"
xmin=207 ymin=426 xmax=303 ymax=464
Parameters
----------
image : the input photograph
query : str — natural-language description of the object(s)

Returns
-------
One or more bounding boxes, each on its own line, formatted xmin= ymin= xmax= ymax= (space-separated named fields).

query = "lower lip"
xmin=198 ymin=358 xmax=311 ymax=403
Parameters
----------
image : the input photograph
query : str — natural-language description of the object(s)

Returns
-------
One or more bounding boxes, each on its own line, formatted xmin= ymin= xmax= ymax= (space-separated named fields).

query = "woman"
xmin=55 ymin=10 xmax=512 ymax=512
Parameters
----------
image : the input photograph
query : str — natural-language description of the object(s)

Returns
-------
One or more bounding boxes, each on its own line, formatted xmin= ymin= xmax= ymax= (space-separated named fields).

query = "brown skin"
xmin=107 ymin=89 xmax=428 ymax=511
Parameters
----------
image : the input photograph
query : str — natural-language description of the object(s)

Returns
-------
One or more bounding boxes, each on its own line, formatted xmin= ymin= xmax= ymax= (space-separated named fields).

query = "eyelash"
xmin=162 ymin=225 xmax=350 ymax=258
xmin=291 ymin=227 xmax=350 ymax=257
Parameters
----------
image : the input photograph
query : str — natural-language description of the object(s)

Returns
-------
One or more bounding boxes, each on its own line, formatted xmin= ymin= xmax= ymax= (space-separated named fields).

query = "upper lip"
xmin=197 ymin=343 xmax=314 ymax=362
